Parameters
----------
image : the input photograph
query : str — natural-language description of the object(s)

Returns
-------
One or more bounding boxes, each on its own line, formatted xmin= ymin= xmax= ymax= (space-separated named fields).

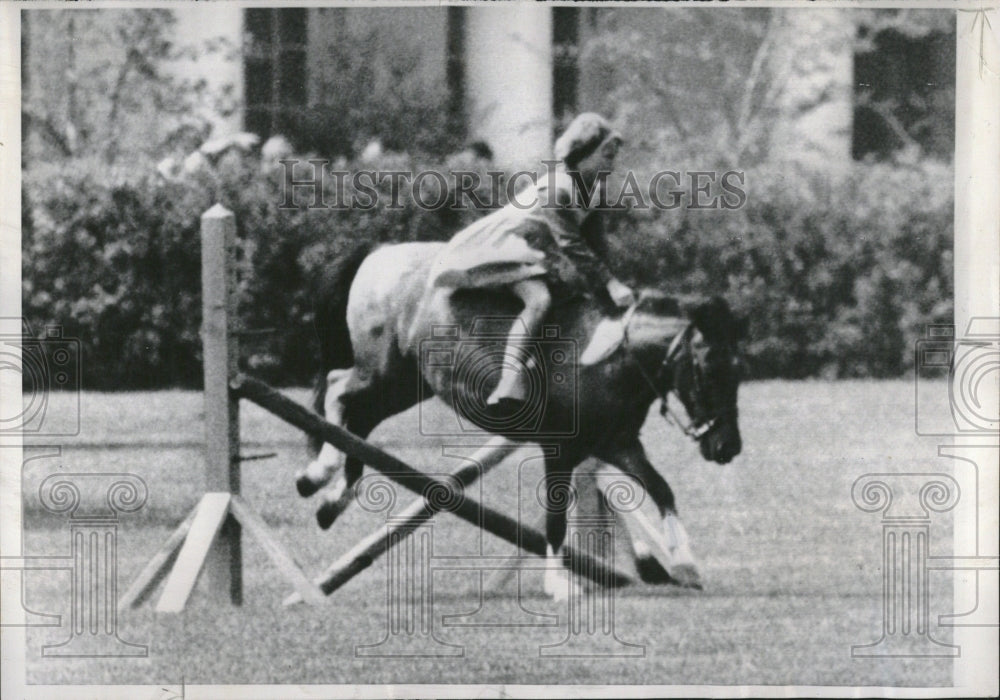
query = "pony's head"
xmin=653 ymin=295 xmax=747 ymax=464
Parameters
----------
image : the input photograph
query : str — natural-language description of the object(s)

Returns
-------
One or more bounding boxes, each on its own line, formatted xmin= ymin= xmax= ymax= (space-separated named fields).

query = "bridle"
xmin=619 ymin=302 xmax=730 ymax=442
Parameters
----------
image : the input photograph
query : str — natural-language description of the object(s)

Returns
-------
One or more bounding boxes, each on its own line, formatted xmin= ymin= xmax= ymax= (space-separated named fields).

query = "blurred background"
xmin=21 ymin=5 xmax=956 ymax=389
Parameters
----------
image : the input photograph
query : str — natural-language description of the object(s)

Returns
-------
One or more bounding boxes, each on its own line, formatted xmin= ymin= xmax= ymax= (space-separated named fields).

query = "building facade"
xmin=23 ymin=6 xmax=954 ymax=167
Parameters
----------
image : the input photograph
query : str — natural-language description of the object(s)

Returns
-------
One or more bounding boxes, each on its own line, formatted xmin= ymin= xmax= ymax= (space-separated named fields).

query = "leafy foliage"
xmin=580 ymin=8 xmax=785 ymax=167
xmin=23 ymin=150 xmax=952 ymax=387
xmin=605 ymin=159 xmax=953 ymax=378
xmin=22 ymin=9 xmax=234 ymax=163
xmin=22 ymin=151 xmax=496 ymax=388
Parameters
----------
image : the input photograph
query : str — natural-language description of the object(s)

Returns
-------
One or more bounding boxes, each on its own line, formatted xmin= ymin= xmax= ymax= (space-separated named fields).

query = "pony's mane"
xmin=635 ymin=291 xmax=746 ymax=343
xmin=636 ymin=290 xmax=682 ymax=319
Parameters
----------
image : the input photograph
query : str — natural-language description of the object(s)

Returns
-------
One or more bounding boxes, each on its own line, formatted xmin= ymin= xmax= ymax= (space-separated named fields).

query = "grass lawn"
xmin=16 ymin=379 xmax=959 ymax=687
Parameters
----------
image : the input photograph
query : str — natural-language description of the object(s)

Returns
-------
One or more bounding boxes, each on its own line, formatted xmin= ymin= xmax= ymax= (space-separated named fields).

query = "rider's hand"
xmin=606 ymin=278 xmax=636 ymax=308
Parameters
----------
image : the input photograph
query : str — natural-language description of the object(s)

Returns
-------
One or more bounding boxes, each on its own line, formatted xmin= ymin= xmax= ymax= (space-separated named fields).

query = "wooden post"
xmin=121 ymin=204 xmax=324 ymax=612
xmin=200 ymin=203 xmax=242 ymax=604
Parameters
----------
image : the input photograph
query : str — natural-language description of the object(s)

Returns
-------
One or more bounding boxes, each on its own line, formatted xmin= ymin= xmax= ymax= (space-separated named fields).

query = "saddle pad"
xmin=579 ymin=317 xmax=626 ymax=365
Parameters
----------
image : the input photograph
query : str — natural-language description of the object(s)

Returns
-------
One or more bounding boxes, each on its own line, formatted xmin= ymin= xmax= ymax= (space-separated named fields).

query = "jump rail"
xmin=231 ymin=373 xmax=632 ymax=597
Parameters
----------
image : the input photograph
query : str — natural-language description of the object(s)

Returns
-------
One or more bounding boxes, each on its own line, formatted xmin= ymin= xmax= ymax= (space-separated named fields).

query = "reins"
xmin=620 ymin=303 xmax=718 ymax=442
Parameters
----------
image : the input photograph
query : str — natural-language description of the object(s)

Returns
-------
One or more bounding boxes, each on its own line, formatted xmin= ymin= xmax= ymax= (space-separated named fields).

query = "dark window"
xmin=279 ymin=9 xmax=307 ymax=45
xmin=553 ymin=8 xmax=580 ymax=129
xmin=245 ymin=9 xmax=273 ymax=48
xmin=279 ymin=51 xmax=307 ymax=105
xmin=446 ymin=6 xmax=466 ymax=131
xmin=243 ymin=8 xmax=308 ymax=140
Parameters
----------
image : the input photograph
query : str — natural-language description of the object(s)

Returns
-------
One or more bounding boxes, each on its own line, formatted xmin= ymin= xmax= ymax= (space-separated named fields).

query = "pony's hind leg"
xmin=297 ymin=369 xmax=353 ymax=497
xmin=312 ymin=380 xmax=386 ymax=529
xmin=312 ymin=355 xmax=424 ymax=529
xmin=314 ymin=454 xmax=363 ymax=530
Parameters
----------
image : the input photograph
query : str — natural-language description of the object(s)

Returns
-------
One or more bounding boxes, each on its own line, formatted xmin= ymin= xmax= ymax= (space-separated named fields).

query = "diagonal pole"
xmin=155 ymin=493 xmax=233 ymax=613
xmin=117 ymin=507 xmax=198 ymax=611
xmin=232 ymin=373 xmax=633 ymax=597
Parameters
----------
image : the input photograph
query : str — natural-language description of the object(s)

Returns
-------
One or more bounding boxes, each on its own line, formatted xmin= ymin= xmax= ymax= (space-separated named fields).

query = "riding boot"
xmin=485 ymin=280 xmax=548 ymax=408
xmin=486 ymin=342 xmax=535 ymax=406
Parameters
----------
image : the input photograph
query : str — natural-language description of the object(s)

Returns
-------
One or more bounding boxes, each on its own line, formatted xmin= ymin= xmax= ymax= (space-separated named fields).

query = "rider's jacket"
xmin=428 ymin=171 xmax=615 ymax=304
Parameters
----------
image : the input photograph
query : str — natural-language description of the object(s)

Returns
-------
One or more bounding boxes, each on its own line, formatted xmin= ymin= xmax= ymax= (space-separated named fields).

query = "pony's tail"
xmin=313 ymin=241 xmax=376 ymax=372
xmin=308 ymin=242 xmax=374 ymax=454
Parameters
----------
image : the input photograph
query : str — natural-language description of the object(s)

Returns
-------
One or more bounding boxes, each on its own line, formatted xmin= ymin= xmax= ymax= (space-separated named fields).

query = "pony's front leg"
xmin=540 ymin=465 xmax=581 ymax=602
xmin=595 ymin=441 xmax=702 ymax=589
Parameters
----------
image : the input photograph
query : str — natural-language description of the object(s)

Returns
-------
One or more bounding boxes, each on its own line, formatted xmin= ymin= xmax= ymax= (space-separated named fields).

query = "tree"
xmin=22 ymin=9 xmax=229 ymax=164
xmin=579 ymin=8 xmax=787 ymax=168
xmin=853 ymin=9 xmax=955 ymax=161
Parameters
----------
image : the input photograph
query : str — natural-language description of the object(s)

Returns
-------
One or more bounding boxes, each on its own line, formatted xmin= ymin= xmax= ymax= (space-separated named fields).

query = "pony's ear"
xmin=684 ymin=296 xmax=741 ymax=343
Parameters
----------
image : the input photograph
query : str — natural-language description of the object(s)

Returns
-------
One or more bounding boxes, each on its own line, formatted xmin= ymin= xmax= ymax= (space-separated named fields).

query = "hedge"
xmin=22 ymin=151 xmax=953 ymax=389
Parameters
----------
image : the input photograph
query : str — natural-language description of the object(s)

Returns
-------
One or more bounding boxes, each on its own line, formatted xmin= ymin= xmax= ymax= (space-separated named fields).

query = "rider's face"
xmin=598 ymin=138 xmax=621 ymax=170
xmin=576 ymin=137 xmax=621 ymax=185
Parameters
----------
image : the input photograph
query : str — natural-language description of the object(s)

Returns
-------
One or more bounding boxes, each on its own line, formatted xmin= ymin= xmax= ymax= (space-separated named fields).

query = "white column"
xmin=953 ymin=9 xmax=999 ymax=696
xmin=464 ymin=5 xmax=553 ymax=169
xmin=168 ymin=5 xmax=245 ymax=137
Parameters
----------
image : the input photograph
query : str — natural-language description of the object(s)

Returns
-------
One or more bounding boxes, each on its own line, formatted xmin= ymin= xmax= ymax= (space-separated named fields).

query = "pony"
xmin=298 ymin=241 xmax=746 ymax=598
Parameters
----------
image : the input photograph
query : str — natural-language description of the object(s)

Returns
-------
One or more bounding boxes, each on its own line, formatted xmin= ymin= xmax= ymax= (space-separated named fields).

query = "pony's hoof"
xmin=546 ymin=578 xmax=579 ymax=603
xmin=316 ymin=501 xmax=344 ymax=530
xmin=668 ymin=563 xmax=703 ymax=590
xmin=543 ymin=565 xmax=580 ymax=602
xmin=296 ymin=474 xmax=321 ymax=498
xmin=635 ymin=556 xmax=672 ymax=584
xmin=482 ymin=397 xmax=527 ymax=422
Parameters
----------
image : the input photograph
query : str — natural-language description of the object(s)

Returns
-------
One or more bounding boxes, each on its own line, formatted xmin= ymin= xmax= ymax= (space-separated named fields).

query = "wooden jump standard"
xmin=120 ymin=204 xmax=326 ymax=613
